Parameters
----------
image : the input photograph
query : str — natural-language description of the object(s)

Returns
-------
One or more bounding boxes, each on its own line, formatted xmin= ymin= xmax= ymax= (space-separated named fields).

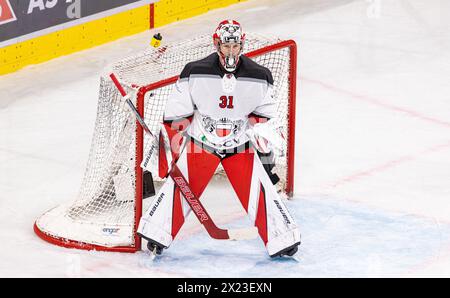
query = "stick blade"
xmin=227 ymin=227 xmax=259 ymax=240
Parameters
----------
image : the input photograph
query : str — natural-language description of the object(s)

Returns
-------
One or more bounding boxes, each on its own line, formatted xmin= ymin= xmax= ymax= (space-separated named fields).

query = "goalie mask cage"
xmin=34 ymin=33 xmax=297 ymax=252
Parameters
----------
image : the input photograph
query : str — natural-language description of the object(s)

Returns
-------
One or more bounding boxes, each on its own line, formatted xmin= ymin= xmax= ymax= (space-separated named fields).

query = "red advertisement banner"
xmin=0 ymin=0 xmax=17 ymax=25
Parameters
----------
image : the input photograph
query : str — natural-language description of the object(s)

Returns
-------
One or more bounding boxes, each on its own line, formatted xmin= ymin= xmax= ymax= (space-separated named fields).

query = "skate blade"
xmin=142 ymin=247 xmax=158 ymax=262
xmin=289 ymin=255 xmax=300 ymax=262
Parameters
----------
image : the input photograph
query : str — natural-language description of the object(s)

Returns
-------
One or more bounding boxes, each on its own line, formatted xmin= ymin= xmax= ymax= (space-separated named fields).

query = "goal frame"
xmin=34 ymin=39 xmax=297 ymax=253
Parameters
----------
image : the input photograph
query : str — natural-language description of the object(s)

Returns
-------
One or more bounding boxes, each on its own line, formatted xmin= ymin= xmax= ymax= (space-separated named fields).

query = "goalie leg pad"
xmin=138 ymin=140 xmax=220 ymax=248
xmin=222 ymin=148 xmax=300 ymax=256
xmin=257 ymin=151 xmax=280 ymax=185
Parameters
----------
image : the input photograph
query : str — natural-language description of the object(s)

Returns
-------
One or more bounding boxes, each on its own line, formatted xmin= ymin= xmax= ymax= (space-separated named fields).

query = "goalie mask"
xmin=213 ymin=20 xmax=245 ymax=72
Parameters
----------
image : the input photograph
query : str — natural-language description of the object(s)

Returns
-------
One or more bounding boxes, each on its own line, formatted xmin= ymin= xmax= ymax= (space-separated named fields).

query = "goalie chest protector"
xmin=164 ymin=53 xmax=277 ymax=150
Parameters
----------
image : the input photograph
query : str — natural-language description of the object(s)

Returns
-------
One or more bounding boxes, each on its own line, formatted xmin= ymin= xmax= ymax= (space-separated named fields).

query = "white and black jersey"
xmin=163 ymin=53 xmax=276 ymax=150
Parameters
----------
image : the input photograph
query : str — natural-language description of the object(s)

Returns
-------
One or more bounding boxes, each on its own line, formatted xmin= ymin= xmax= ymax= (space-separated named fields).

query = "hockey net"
xmin=34 ymin=33 xmax=297 ymax=252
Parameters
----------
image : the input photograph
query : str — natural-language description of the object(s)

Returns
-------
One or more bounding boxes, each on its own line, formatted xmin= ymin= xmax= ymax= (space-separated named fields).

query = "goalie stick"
xmin=109 ymin=73 xmax=258 ymax=241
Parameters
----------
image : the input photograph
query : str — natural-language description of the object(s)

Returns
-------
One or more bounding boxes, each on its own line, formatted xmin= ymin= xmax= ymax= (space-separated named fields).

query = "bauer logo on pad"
xmin=0 ymin=0 xmax=17 ymax=26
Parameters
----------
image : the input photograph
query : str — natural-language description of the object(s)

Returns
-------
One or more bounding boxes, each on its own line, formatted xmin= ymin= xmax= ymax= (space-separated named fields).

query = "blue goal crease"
xmin=140 ymin=196 xmax=450 ymax=278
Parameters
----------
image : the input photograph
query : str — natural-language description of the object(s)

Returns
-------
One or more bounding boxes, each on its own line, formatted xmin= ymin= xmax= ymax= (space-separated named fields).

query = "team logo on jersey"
xmin=0 ymin=0 xmax=17 ymax=26
xmin=202 ymin=116 xmax=244 ymax=138
xmin=216 ymin=122 xmax=233 ymax=137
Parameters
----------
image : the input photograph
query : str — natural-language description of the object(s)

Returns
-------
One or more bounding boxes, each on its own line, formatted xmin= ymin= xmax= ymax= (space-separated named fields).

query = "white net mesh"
xmin=35 ymin=33 xmax=296 ymax=250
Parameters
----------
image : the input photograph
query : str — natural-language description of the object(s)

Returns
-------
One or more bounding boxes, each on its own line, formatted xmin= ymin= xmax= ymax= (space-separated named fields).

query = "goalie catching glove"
xmin=246 ymin=120 xmax=287 ymax=157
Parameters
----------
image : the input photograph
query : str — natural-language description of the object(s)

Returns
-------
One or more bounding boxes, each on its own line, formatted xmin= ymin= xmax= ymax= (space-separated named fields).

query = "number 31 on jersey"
xmin=219 ymin=95 xmax=234 ymax=109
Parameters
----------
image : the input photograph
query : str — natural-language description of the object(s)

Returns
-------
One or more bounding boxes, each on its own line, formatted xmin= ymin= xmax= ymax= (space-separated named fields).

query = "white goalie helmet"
xmin=213 ymin=20 xmax=246 ymax=72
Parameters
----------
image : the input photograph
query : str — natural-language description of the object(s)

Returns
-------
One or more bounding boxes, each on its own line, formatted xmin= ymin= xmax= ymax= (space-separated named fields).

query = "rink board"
xmin=0 ymin=0 xmax=245 ymax=75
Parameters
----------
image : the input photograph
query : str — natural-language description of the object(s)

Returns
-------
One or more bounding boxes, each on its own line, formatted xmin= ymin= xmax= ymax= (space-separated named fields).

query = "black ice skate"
xmin=138 ymin=233 xmax=166 ymax=260
xmin=147 ymin=240 xmax=165 ymax=256
xmin=270 ymin=242 xmax=301 ymax=261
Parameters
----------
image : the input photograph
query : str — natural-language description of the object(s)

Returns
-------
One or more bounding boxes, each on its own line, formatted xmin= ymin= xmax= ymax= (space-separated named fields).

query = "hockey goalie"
xmin=137 ymin=20 xmax=301 ymax=258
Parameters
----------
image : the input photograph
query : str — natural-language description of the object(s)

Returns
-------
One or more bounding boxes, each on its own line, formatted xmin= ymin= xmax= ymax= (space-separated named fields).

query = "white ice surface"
xmin=1 ymin=0 xmax=450 ymax=277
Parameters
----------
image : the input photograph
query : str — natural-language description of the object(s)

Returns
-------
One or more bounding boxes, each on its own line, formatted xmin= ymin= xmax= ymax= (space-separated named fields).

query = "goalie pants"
xmin=137 ymin=139 xmax=301 ymax=256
